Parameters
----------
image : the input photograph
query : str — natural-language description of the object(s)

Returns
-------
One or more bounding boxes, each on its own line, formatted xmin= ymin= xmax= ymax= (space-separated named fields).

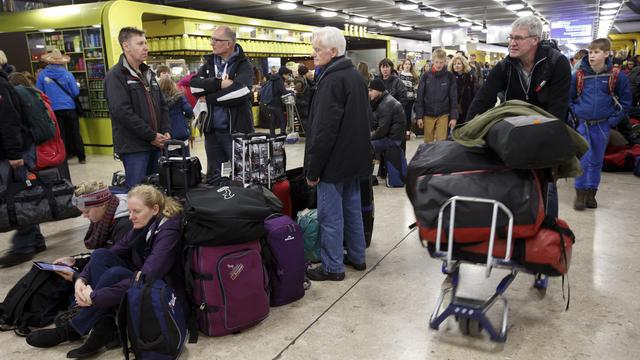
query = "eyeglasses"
xmin=210 ymin=38 xmax=231 ymax=44
xmin=507 ymin=35 xmax=537 ymax=42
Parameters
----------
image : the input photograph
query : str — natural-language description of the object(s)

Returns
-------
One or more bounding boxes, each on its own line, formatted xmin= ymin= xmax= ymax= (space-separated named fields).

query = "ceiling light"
xmin=399 ymin=25 xmax=412 ymax=31
xmin=320 ymin=10 xmax=337 ymax=17
xmin=277 ymin=2 xmax=297 ymax=10
xmin=379 ymin=21 xmax=393 ymax=28
xmin=199 ymin=23 xmax=214 ymax=30
xmin=600 ymin=9 xmax=617 ymax=15
xmin=481 ymin=26 xmax=488 ymax=33
xmin=517 ymin=10 xmax=533 ymax=17
xmin=423 ymin=10 xmax=440 ymax=17
xmin=398 ymin=1 xmax=419 ymax=11
xmin=274 ymin=29 xmax=288 ymax=35
xmin=239 ymin=26 xmax=255 ymax=32
xmin=443 ymin=16 xmax=458 ymax=23
xmin=471 ymin=24 xmax=483 ymax=31
xmin=39 ymin=28 xmax=56 ymax=33
xmin=601 ymin=2 xmax=620 ymax=9
xmin=92 ymin=24 xmax=101 ymax=28
xmin=506 ymin=3 xmax=525 ymax=11
xmin=458 ymin=20 xmax=472 ymax=27
xmin=599 ymin=15 xmax=615 ymax=20
xmin=352 ymin=16 xmax=368 ymax=24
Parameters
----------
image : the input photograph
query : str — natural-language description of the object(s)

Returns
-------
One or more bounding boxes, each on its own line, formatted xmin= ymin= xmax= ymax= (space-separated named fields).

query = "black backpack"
xmin=0 ymin=265 xmax=72 ymax=334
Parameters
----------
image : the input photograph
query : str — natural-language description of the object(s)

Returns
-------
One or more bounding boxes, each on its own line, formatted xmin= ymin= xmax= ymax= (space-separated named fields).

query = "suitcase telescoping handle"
xmin=163 ymin=139 xmax=190 ymax=161
xmin=162 ymin=139 xmax=190 ymax=197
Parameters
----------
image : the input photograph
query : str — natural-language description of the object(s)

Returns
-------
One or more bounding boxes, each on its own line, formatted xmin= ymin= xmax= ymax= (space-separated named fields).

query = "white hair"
xmin=511 ymin=16 xmax=543 ymax=39
xmin=312 ymin=27 xmax=346 ymax=56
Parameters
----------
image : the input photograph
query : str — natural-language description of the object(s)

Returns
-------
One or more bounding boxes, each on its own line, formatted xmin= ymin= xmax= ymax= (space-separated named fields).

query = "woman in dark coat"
xmin=448 ymin=54 xmax=476 ymax=124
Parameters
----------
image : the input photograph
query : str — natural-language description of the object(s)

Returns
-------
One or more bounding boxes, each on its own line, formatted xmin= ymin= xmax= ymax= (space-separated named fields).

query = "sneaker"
xmin=343 ymin=255 xmax=366 ymax=271
xmin=306 ymin=267 xmax=345 ymax=281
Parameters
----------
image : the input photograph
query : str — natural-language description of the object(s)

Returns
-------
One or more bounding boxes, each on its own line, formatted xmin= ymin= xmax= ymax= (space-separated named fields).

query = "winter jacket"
xmin=0 ymin=69 xmax=31 ymax=160
xmin=79 ymin=215 xmax=184 ymax=309
xmin=104 ymin=54 xmax=170 ymax=154
xmin=36 ymin=64 xmax=79 ymax=111
xmin=454 ymin=71 xmax=475 ymax=124
xmin=164 ymin=92 xmax=193 ymax=141
xmin=466 ymin=44 xmax=572 ymax=122
xmin=371 ymin=91 xmax=405 ymax=141
xmin=189 ymin=44 xmax=254 ymax=133
xmin=570 ymin=57 xmax=632 ymax=128
xmin=399 ymin=71 xmax=417 ymax=101
xmin=268 ymin=73 xmax=289 ymax=108
xmin=381 ymin=74 xmax=407 ymax=106
xmin=415 ymin=68 xmax=458 ymax=119
xmin=304 ymin=56 xmax=373 ymax=183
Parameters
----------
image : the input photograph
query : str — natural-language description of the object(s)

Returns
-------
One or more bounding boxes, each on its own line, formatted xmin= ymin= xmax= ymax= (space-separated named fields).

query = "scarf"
xmin=83 ymin=196 xmax=120 ymax=249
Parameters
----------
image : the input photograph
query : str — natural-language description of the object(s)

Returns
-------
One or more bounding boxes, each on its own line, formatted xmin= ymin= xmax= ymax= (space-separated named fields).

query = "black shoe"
xmin=26 ymin=323 xmax=80 ymax=348
xmin=0 ymin=251 xmax=36 ymax=268
xmin=67 ymin=316 xmax=119 ymax=359
xmin=343 ymin=255 xmax=366 ymax=271
xmin=306 ymin=267 xmax=345 ymax=281
xmin=371 ymin=175 xmax=379 ymax=186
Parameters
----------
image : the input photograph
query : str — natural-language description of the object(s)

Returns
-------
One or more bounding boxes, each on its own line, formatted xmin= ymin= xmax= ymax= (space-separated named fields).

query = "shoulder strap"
xmin=48 ymin=77 xmax=75 ymax=100
xmin=609 ymin=66 xmax=621 ymax=96
xmin=575 ymin=69 xmax=585 ymax=98
xmin=117 ymin=292 xmax=131 ymax=360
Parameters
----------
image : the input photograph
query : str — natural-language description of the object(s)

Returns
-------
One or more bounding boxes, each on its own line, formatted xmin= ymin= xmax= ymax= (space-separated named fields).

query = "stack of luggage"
xmin=407 ymin=110 xmax=582 ymax=276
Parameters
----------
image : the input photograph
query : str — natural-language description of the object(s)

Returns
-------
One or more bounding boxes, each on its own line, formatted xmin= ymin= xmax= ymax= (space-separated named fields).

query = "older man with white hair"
xmin=304 ymin=27 xmax=372 ymax=281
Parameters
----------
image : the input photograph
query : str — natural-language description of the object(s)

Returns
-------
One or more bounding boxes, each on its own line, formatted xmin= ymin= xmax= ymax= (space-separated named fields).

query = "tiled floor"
xmin=1 ymin=136 xmax=639 ymax=359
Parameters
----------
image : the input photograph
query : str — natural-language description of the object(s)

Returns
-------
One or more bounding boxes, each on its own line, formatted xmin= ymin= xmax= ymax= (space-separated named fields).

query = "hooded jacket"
xmin=415 ymin=67 xmax=458 ymax=119
xmin=189 ymin=44 xmax=254 ymax=133
xmin=267 ymin=73 xmax=289 ymax=108
xmin=104 ymin=54 xmax=171 ymax=154
xmin=0 ymin=69 xmax=31 ymax=160
xmin=466 ymin=44 xmax=571 ymax=122
xmin=371 ymin=91 xmax=405 ymax=141
xmin=570 ymin=57 xmax=632 ymax=127
xmin=304 ymin=56 xmax=373 ymax=182
xmin=164 ymin=91 xmax=194 ymax=141
xmin=36 ymin=64 xmax=80 ymax=111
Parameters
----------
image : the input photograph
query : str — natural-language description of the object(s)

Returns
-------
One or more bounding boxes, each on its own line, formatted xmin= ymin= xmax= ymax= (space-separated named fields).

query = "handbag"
xmin=48 ymin=77 xmax=83 ymax=117
xmin=0 ymin=166 xmax=81 ymax=233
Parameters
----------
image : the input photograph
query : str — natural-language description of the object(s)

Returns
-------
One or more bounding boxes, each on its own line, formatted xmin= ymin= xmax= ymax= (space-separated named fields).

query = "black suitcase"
xmin=360 ymin=176 xmax=374 ymax=248
xmin=286 ymin=167 xmax=317 ymax=218
xmin=159 ymin=140 xmax=202 ymax=196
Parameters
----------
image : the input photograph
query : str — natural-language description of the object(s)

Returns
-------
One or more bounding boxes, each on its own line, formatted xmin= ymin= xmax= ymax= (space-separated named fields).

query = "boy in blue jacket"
xmin=570 ymin=38 xmax=632 ymax=210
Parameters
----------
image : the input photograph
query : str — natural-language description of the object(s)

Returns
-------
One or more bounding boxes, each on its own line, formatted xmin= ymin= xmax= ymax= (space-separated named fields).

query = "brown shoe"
xmin=573 ymin=189 xmax=586 ymax=211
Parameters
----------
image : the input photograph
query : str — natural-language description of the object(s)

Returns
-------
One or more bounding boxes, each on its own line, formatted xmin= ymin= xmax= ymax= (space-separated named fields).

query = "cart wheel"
xmin=458 ymin=317 xmax=470 ymax=335
xmin=533 ymin=274 xmax=548 ymax=290
xmin=468 ymin=319 xmax=482 ymax=337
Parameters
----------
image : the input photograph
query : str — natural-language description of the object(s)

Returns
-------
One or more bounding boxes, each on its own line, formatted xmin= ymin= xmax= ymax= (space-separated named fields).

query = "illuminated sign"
xmin=550 ymin=19 xmax=593 ymax=44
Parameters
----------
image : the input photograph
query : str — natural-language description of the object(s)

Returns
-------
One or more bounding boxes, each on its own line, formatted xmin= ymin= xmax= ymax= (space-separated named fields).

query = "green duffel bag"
xmin=297 ymin=209 xmax=320 ymax=263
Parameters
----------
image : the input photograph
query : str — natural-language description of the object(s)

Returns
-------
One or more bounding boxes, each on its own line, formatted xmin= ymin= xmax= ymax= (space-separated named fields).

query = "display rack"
xmin=26 ymin=26 xmax=108 ymax=119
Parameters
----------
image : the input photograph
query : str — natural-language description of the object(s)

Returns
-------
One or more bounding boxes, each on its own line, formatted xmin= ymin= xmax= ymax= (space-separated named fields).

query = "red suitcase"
xmin=271 ymin=179 xmax=292 ymax=218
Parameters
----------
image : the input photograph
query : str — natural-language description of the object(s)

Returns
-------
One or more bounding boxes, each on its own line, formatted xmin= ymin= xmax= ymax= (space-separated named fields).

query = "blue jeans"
xmin=317 ymin=180 xmax=366 ymax=273
xmin=204 ymin=129 xmax=232 ymax=185
xmin=70 ymin=249 xmax=133 ymax=335
xmin=371 ymin=138 xmax=402 ymax=155
xmin=0 ymin=146 xmax=45 ymax=254
xmin=575 ymin=121 xmax=610 ymax=189
xmin=120 ymin=150 xmax=161 ymax=190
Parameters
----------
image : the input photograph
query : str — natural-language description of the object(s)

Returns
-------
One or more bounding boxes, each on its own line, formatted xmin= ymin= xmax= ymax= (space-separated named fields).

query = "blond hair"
xmin=448 ymin=55 xmax=472 ymax=73
xmin=589 ymin=38 xmax=612 ymax=52
xmin=75 ymin=180 xmax=109 ymax=197
xmin=0 ymin=50 xmax=7 ymax=65
xmin=432 ymin=48 xmax=447 ymax=60
xmin=159 ymin=77 xmax=180 ymax=99
xmin=128 ymin=185 xmax=183 ymax=218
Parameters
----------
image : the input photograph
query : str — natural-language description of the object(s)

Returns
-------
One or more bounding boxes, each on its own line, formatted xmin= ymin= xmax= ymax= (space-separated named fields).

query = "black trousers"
xmin=268 ymin=105 xmax=286 ymax=136
xmin=54 ymin=109 xmax=85 ymax=161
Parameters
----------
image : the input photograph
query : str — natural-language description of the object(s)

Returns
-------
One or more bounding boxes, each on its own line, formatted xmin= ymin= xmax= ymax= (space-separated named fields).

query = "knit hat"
xmin=72 ymin=187 xmax=113 ymax=210
xmin=369 ymin=78 xmax=385 ymax=92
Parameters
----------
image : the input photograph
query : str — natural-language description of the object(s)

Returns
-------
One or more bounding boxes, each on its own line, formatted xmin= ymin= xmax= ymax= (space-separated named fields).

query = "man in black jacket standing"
xmin=190 ymin=26 xmax=254 ymax=185
xmin=465 ymin=16 xmax=572 ymax=218
xmin=104 ymin=27 xmax=171 ymax=189
xmin=0 ymin=67 xmax=46 ymax=267
xmin=305 ymin=27 xmax=372 ymax=281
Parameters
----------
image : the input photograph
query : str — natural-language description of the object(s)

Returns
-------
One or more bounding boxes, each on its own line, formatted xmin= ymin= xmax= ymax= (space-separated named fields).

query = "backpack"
xmin=297 ymin=209 xmax=320 ymax=263
xmin=35 ymin=91 xmax=66 ymax=170
xmin=118 ymin=277 xmax=190 ymax=360
xmin=260 ymin=80 xmax=274 ymax=105
xmin=13 ymin=85 xmax=56 ymax=144
xmin=575 ymin=65 xmax=621 ymax=98
xmin=0 ymin=265 xmax=72 ymax=334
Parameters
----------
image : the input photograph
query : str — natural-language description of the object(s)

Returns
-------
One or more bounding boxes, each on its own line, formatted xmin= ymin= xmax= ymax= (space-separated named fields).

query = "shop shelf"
xmin=85 ymin=58 xmax=104 ymax=60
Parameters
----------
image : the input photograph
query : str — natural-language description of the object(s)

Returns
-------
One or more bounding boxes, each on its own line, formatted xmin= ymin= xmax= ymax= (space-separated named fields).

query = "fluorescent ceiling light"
xmin=277 ymin=2 xmax=297 ymax=10
xmin=352 ymin=16 xmax=368 ymax=24
xmin=517 ymin=10 xmax=533 ymax=17
xmin=399 ymin=25 xmax=412 ymax=31
xmin=470 ymin=24 xmax=483 ymax=31
xmin=599 ymin=15 xmax=615 ymax=20
xmin=274 ymin=29 xmax=288 ymax=35
xmin=199 ymin=23 xmax=214 ymax=30
xmin=44 ymin=6 xmax=80 ymax=17
xmin=443 ymin=16 xmax=458 ymax=23
xmin=379 ymin=21 xmax=393 ymax=28
xmin=35 ymin=44 xmax=45 ymax=48
xmin=600 ymin=9 xmax=617 ymax=15
xmin=458 ymin=20 xmax=472 ymax=27
xmin=40 ymin=28 xmax=55 ymax=32
xmin=239 ymin=26 xmax=255 ymax=32
xmin=320 ymin=10 xmax=337 ymax=17
xmin=399 ymin=2 xmax=419 ymax=11
xmin=506 ymin=3 xmax=525 ymax=11
xmin=92 ymin=24 xmax=101 ymax=28
xmin=601 ymin=2 xmax=620 ymax=9
xmin=423 ymin=10 xmax=440 ymax=17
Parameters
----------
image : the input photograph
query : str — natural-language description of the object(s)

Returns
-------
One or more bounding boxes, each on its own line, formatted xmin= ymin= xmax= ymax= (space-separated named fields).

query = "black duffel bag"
xmin=0 ymin=170 xmax=81 ymax=233
xmin=183 ymin=185 xmax=274 ymax=246
xmin=485 ymin=115 xmax=575 ymax=169
xmin=286 ymin=167 xmax=317 ymax=218
xmin=159 ymin=140 xmax=202 ymax=196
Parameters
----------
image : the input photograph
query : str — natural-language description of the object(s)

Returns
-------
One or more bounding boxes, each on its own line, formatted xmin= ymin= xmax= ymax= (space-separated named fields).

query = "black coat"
xmin=454 ymin=71 xmax=475 ymax=124
xmin=304 ymin=56 xmax=373 ymax=183
xmin=371 ymin=92 xmax=405 ymax=141
xmin=104 ymin=54 xmax=170 ymax=154
xmin=415 ymin=68 xmax=458 ymax=119
xmin=190 ymin=44 xmax=254 ymax=134
xmin=466 ymin=45 xmax=571 ymax=122
xmin=381 ymin=74 xmax=407 ymax=106
xmin=267 ymin=73 xmax=288 ymax=108
xmin=0 ymin=69 xmax=31 ymax=160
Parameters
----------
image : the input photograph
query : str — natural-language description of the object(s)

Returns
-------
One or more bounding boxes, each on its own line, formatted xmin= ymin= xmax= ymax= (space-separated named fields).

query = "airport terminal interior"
xmin=1 ymin=0 xmax=640 ymax=359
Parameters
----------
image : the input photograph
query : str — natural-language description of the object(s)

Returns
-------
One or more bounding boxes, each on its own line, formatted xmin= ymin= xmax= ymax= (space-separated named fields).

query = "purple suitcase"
xmin=191 ymin=240 xmax=269 ymax=337
xmin=264 ymin=214 xmax=306 ymax=306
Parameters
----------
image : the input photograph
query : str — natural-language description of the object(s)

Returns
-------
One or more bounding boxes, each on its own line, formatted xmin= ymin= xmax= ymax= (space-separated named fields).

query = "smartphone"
xmin=33 ymin=261 xmax=78 ymax=273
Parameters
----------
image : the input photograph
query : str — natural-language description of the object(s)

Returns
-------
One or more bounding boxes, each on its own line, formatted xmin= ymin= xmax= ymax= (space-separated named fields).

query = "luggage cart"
xmin=426 ymin=196 xmax=547 ymax=342
xmin=281 ymin=93 xmax=303 ymax=143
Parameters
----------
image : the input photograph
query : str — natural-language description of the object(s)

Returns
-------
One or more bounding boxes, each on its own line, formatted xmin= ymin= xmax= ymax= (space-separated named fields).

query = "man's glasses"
xmin=507 ymin=35 xmax=537 ymax=42
xmin=210 ymin=38 xmax=231 ymax=44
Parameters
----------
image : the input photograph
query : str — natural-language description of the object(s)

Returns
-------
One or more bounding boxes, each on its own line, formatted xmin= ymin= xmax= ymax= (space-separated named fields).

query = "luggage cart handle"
xmin=434 ymin=196 xmax=514 ymax=277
